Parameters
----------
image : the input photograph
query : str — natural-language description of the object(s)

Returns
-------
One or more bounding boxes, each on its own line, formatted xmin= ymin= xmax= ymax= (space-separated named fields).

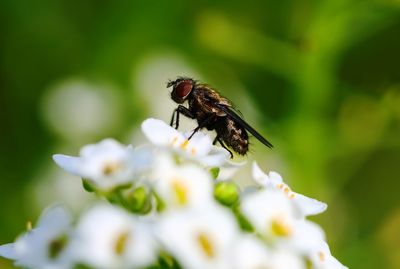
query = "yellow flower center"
xmin=114 ymin=231 xmax=130 ymax=256
xmin=172 ymin=180 xmax=188 ymax=205
xmin=180 ymin=139 xmax=190 ymax=149
xmin=102 ymin=161 xmax=122 ymax=176
xmin=270 ymin=217 xmax=292 ymax=237
xmin=48 ymin=234 xmax=68 ymax=259
xmin=196 ymin=233 xmax=215 ymax=258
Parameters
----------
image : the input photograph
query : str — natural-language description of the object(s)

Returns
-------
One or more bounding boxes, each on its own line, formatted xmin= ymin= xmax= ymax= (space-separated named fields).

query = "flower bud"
xmin=214 ymin=181 xmax=239 ymax=206
xmin=125 ymin=186 xmax=152 ymax=214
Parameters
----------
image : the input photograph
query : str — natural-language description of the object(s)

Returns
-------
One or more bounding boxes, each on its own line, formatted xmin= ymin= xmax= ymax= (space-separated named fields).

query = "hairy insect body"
xmin=190 ymin=85 xmax=249 ymax=155
xmin=190 ymin=85 xmax=228 ymax=117
xmin=217 ymin=117 xmax=249 ymax=155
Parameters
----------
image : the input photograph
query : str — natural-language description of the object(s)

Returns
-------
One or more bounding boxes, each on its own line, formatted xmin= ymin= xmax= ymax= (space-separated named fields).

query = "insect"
xmin=168 ymin=77 xmax=273 ymax=157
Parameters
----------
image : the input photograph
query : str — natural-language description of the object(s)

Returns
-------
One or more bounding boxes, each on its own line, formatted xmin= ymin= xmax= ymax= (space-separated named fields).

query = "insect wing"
xmin=217 ymin=105 xmax=273 ymax=148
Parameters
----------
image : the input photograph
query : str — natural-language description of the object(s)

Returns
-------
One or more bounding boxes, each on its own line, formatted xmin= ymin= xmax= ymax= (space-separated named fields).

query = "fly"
xmin=168 ymin=77 xmax=273 ymax=157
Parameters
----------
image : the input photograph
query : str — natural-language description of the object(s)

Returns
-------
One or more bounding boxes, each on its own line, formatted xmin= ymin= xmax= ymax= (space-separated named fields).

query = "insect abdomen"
xmin=221 ymin=118 xmax=249 ymax=155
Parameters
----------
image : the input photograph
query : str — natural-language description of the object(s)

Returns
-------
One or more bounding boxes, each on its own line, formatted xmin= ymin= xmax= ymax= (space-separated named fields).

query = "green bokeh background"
xmin=1 ymin=1 xmax=399 ymax=268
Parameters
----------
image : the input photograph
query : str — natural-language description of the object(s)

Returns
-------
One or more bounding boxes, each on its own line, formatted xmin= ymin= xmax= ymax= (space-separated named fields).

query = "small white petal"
xmin=142 ymin=118 xmax=182 ymax=146
xmin=130 ymin=147 xmax=154 ymax=172
xmin=200 ymin=153 xmax=229 ymax=168
xmin=252 ymin=161 xmax=268 ymax=186
xmin=217 ymin=159 xmax=246 ymax=180
xmin=268 ymin=171 xmax=284 ymax=185
xmin=80 ymin=138 xmax=122 ymax=157
xmin=0 ymin=243 xmax=18 ymax=260
xmin=293 ymin=194 xmax=328 ymax=217
xmin=53 ymin=154 xmax=81 ymax=176
xmin=37 ymin=205 xmax=71 ymax=231
xmin=286 ymin=220 xmax=326 ymax=254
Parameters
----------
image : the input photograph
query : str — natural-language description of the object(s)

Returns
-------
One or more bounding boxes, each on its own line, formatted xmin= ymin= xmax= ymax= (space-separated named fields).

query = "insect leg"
xmin=170 ymin=109 xmax=177 ymax=127
xmin=175 ymin=105 xmax=195 ymax=129
xmin=188 ymin=114 xmax=216 ymax=140
xmin=212 ymin=136 xmax=218 ymax=145
xmin=217 ymin=138 xmax=233 ymax=158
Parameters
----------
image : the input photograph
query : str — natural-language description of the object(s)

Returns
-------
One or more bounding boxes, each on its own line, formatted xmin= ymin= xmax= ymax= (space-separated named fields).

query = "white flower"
xmin=252 ymin=162 xmax=327 ymax=217
xmin=157 ymin=205 xmax=240 ymax=269
xmin=53 ymin=139 xmax=152 ymax=191
xmin=233 ymin=235 xmax=306 ymax=269
xmin=241 ymin=189 xmax=330 ymax=262
xmin=73 ymin=204 xmax=157 ymax=269
xmin=151 ymin=153 xmax=214 ymax=209
xmin=241 ymin=188 xmax=297 ymax=240
xmin=141 ymin=118 xmax=229 ymax=167
xmin=0 ymin=206 xmax=74 ymax=269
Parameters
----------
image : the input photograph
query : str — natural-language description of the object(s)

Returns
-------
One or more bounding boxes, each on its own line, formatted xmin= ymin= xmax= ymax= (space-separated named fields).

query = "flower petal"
xmin=200 ymin=152 xmax=230 ymax=167
xmin=130 ymin=147 xmax=154 ymax=172
xmin=142 ymin=118 xmax=182 ymax=145
xmin=252 ymin=162 xmax=268 ymax=186
xmin=0 ymin=243 xmax=18 ymax=260
xmin=37 ymin=205 xmax=71 ymax=230
xmin=53 ymin=154 xmax=81 ymax=176
xmin=268 ymin=171 xmax=284 ymax=185
xmin=217 ymin=159 xmax=246 ymax=180
xmin=293 ymin=194 xmax=327 ymax=217
xmin=288 ymin=220 xmax=326 ymax=254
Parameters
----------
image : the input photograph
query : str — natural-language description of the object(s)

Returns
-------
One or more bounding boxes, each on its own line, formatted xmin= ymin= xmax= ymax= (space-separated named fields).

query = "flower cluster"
xmin=0 ymin=118 xmax=348 ymax=269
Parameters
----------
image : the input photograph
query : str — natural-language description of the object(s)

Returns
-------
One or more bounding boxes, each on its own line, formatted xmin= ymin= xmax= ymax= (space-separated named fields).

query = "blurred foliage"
xmin=0 ymin=0 xmax=399 ymax=268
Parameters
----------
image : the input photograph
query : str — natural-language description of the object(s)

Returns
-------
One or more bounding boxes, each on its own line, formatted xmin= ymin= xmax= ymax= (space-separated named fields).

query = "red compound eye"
xmin=175 ymin=80 xmax=193 ymax=98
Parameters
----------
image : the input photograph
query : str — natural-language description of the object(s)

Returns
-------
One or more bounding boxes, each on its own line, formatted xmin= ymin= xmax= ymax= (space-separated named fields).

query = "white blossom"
xmin=53 ymin=139 xmax=152 ymax=191
xmin=150 ymin=153 xmax=214 ymax=209
xmin=157 ymin=205 xmax=239 ymax=269
xmin=0 ymin=206 xmax=74 ymax=269
xmin=252 ymin=162 xmax=327 ymax=217
xmin=141 ymin=118 xmax=229 ymax=167
xmin=241 ymin=188 xmax=297 ymax=240
xmin=73 ymin=204 xmax=157 ymax=269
